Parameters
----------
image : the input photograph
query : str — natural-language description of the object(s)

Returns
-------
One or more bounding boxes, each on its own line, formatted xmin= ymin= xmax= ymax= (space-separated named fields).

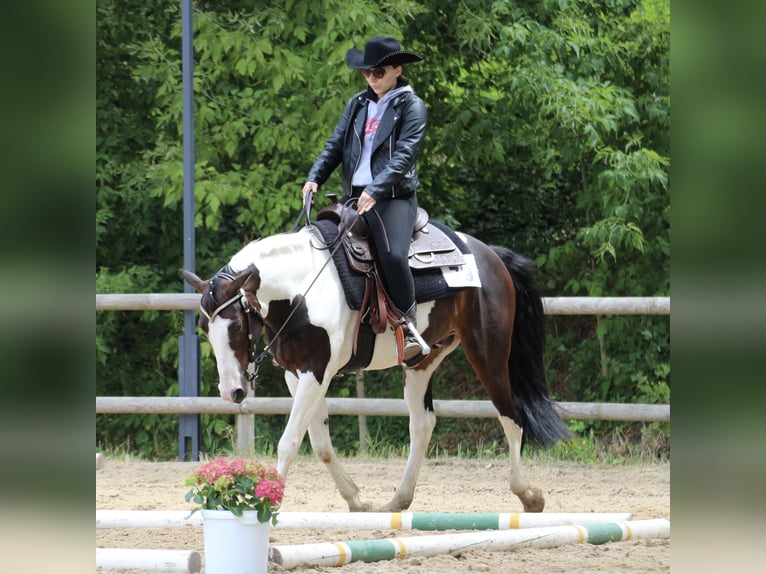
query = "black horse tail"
xmin=491 ymin=246 xmax=573 ymax=448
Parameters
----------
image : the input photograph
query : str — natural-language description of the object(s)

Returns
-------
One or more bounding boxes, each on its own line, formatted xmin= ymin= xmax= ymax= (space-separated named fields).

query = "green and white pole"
xmin=275 ymin=511 xmax=633 ymax=530
xmin=96 ymin=510 xmax=632 ymax=531
xmin=269 ymin=518 xmax=670 ymax=569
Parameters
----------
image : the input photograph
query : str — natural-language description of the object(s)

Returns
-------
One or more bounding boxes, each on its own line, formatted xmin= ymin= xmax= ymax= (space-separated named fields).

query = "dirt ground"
xmin=96 ymin=455 xmax=670 ymax=573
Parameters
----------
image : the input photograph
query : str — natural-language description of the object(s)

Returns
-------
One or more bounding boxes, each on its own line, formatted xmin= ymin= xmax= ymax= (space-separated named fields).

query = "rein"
xmin=202 ymin=194 xmax=361 ymax=388
xmin=256 ymin=209 xmax=357 ymax=358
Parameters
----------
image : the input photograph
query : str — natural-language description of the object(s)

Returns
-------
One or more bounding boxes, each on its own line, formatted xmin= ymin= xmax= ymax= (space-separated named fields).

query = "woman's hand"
xmin=356 ymin=191 xmax=377 ymax=214
xmin=302 ymin=182 xmax=318 ymax=204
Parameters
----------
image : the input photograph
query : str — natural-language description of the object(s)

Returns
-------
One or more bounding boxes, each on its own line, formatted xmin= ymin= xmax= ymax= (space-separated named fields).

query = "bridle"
xmin=200 ymin=271 xmax=269 ymax=387
xmin=200 ymin=254 xmax=337 ymax=387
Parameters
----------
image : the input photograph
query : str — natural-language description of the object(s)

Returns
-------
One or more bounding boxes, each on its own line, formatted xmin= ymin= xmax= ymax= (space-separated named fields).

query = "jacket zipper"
xmin=351 ymin=99 xmax=363 ymax=189
xmin=390 ymin=100 xmax=400 ymax=197
xmin=389 ymin=130 xmax=396 ymax=197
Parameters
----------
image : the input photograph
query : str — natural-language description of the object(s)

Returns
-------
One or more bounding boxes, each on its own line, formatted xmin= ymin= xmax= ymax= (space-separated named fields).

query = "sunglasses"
xmin=361 ymin=67 xmax=388 ymax=79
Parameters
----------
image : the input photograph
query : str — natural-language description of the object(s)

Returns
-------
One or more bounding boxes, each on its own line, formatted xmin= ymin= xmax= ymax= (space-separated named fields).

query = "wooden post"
xmin=236 ymin=413 xmax=255 ymax=454
xmin=355 ymin=371 xmax=368 ymax=453
xmin=236 ymin=385 xmax=255 ymax=454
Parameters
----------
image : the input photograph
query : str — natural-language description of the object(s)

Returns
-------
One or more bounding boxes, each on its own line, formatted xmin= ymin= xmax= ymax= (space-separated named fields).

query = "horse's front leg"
xmin=280 ymin=372 xmax=371 ymax=511
xmin=380 ymin=365 xmax=440 ymax=512
xmin=306 ymin=401 xmax=372 ymax=512
xmin=276 ymin=371 xmax=327 ymax=479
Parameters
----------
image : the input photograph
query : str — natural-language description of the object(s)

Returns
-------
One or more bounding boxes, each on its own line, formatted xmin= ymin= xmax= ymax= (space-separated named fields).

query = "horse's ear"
xmin=182 ymin=269 xmax=207 ymax=294
xmin=239 ymin=265 xmax=261 ymax=308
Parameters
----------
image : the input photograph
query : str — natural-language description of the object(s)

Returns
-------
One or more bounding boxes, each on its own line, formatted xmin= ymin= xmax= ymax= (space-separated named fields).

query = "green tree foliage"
xmin=97 ymin=0 xmax=669 ymax=459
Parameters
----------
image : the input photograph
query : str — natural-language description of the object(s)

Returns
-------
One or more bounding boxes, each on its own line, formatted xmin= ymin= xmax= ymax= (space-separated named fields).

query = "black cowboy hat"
xmin=345 ymin=36 xmax=424 ymax=70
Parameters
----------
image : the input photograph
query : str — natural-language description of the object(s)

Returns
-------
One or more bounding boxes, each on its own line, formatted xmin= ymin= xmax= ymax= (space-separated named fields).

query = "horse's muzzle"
xmin=231 ymin=387 xmax=246 ymax=403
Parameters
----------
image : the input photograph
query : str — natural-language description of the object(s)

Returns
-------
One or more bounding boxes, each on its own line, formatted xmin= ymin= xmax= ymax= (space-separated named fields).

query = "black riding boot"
xmin=402 ymin=303 xmax=430 ymax=363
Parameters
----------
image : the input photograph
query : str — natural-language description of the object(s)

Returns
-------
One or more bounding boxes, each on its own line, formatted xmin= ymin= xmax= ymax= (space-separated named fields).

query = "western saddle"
xmin=315 ymin=196 xmax=464 ymax=363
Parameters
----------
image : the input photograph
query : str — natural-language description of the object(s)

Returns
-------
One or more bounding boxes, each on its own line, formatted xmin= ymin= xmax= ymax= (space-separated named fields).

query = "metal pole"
xmin=178 ymin=0 xmax=200 ymax=461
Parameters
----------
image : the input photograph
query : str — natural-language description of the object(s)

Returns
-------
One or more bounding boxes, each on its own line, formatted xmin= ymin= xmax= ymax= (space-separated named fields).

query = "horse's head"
xmin=182 ymin=265 xmax=264 ymax=404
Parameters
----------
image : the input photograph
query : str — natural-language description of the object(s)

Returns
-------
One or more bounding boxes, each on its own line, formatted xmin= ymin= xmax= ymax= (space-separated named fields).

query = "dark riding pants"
xmin=346 ymin=190 xmax=417 ymax=314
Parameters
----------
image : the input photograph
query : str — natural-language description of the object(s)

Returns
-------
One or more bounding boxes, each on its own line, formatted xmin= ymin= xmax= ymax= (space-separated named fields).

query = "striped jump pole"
xmin=269 ymin=518 xmax=670 ymax=569
xmin=96 ymin=510 xmax=632 ymax=531
xmin=96 ymin=548 xmax=201 ymax=573
xmin=276 ymin=511 xmax=634 ymax=530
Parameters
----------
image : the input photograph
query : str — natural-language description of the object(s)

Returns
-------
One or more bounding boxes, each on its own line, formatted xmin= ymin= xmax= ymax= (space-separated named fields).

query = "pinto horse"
xmin=183 ymin=222 xmax=571 ymax=512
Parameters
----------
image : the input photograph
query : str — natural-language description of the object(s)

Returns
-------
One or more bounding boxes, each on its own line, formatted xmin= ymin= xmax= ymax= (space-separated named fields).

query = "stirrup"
xmin=404 ymin=321 xmax=430 ymax=357
xmin=402 ymin=336 xmax=423 ymax=363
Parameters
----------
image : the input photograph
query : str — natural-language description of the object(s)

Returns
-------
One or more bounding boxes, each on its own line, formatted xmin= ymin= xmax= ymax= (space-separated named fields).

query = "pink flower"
xmin=255 ymin=480 xmax=285 ymax=504
xmin=196 ymin=459 xmax=231 ymax=484
xmin=186 ymin=459 xmax=285 ymax=523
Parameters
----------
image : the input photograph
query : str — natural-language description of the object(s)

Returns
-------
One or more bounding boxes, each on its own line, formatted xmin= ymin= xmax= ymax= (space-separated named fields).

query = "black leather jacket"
xmin=307 ymin=86 xmax=427 ymax=201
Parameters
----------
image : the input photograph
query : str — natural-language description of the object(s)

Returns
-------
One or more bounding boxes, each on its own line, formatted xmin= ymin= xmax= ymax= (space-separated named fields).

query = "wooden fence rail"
xmin=96 ymin=294 xmax=670 ymax=315
xmin=96 ymin=396 xmax=669 ymax=423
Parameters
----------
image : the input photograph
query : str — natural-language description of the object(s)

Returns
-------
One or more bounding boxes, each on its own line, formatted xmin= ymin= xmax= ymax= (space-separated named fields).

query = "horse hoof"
xmin=349 ymin=501 xmax=374 ymax=512
xmin=379 ymin=498 xmax=412 ymax=513
xmin=520 ymin=487 xmax=545 ymax=513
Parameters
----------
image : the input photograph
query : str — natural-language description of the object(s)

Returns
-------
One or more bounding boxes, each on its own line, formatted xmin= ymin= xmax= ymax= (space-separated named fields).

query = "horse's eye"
xmin=230 ymin=322 xmax=242 ymax=332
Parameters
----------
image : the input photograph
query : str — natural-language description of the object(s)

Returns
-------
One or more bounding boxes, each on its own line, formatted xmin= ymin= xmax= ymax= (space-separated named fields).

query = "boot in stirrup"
xmin=402 ymin=304 xmax=430 ymax=364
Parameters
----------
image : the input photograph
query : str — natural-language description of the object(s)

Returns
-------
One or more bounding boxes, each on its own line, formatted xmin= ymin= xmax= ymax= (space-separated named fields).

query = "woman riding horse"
xmin=302 ymin=36 xmax=428 ymax=363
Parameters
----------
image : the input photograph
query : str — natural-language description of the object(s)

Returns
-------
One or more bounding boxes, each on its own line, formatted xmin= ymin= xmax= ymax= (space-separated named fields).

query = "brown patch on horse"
xmin=460 ymin=245 xmax=522 ymax=425
xmin=264 ymin=295 xmax=331 ymax=383
xmin=419 ymin=243 xmax=523 ymax=426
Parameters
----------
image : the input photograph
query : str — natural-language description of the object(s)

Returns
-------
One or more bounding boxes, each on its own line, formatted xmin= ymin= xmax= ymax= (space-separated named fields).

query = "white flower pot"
xmin=201 ymin=509 xmax=270 ymax=574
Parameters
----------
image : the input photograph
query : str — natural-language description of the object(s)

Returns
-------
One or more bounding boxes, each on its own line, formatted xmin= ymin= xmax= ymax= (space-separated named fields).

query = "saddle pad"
xmin=312 ymin=219 xmax=473 ymax=311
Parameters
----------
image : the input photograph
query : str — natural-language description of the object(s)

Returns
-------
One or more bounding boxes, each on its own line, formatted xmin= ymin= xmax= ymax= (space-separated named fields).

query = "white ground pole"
xmin=96 ymin=510 xmax=633 ymax=530
xmin=95 ymin=548 xmax=201 ymax=573
xmin=269 ymin=518 xmax=670 ymax=569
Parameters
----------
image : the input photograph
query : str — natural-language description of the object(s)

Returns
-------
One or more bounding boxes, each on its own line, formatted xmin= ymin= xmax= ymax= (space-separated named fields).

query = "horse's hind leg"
xmin=282 ymin=372 xmax=370 ymax=511
xmin=499 ymin=416 xmax=545 ymax=512
xmin=381 ymin=351 xmax=452 ymax=512
xmin=461 ymin=326 xmax=545 ymax=512
xmin=462 ymin=342 xmax=545 ymax=511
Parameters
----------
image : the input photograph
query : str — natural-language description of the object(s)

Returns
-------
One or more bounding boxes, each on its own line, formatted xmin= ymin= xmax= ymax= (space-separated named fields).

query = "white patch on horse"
xmin=229 ymin=232 xmax=332 ymax=322
xmin=207 ymin=316 xmax=242 ymax=401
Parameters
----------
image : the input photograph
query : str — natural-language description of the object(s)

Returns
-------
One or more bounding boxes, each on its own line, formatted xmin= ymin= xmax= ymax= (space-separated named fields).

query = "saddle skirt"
xmin=409 ymin=223 xmax=467 ymax=269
